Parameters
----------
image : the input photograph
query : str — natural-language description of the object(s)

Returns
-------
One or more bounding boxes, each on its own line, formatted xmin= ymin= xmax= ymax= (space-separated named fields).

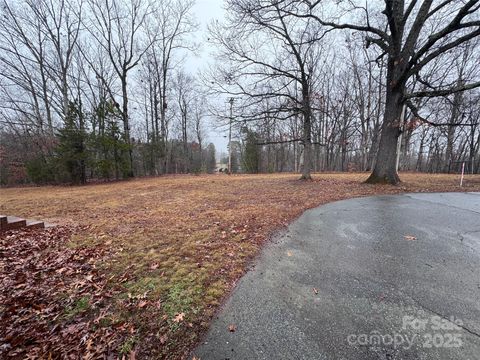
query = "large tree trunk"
xmin=300 ymin=96 xmax=312 ymax=180
xmin=301 ymin=135 xmax=312 ymax=179
xmin=300 ymin=79 xmax=313 ymax=180
xmin=121 ymin=76 xmax=134 ymax=177
xmin=366 ymin=86 xmax=403 ymax=184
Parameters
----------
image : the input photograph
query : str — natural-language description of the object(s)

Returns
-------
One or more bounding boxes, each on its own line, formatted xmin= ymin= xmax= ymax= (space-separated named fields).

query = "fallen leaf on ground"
xmin=159 ymin=334 xmax=168 ymax=344
xmin=173 ymin=313 xmax=185 ymax=323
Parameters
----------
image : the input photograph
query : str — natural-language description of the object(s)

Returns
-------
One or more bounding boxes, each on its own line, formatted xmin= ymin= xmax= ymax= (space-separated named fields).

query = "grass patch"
xmin=122 ymin=277 xmax=163 ymax=297
xmin=119 ymin=336 xmax=138 ymax=355
xmin=163 ymin=281 xmax=203 ymax=318
xmin=63 ymin=296 xmax=91 ymax=319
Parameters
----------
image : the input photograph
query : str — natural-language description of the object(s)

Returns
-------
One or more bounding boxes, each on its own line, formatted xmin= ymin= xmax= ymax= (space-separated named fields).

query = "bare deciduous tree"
xmin=209 ymin=0 xmax=328 ymax=179
xmin=85 ymin=0 xmax=156 ymax=176
xmin=298 ymin=0 xmax=480 ymax=183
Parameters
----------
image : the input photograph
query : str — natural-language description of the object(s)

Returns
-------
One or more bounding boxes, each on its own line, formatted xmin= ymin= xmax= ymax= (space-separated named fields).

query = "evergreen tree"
xmin=205 ymin=143 xmax=216 ymax=173
xmin=242 ymin=128 xmax=259 ymax=173
xmin=56 ymin=100 xmax=88 ymax=184
xmin=90 ymin=99 xmax=130 ymax=180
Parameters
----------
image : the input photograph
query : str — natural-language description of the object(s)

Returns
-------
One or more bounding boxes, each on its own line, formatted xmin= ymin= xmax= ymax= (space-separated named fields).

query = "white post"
xmin=460 ymin=162 xmax=465 ymax=187
xmin=228 ymin=98 xmax=233 ymax=174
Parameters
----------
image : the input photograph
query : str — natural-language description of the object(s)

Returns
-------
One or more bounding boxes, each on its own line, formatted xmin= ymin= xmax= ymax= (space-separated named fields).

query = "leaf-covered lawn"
xmin=1 ymin=172 xmax=479 ymax=359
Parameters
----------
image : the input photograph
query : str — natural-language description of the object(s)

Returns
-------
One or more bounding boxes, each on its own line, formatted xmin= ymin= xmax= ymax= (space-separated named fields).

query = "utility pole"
xmin=228 ymin=97 xmax=234 ymax=174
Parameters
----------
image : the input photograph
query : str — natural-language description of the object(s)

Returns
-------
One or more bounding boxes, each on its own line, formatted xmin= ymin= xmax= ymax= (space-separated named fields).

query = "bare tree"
xmin=209 ymin=0 xmax=327 ymax=179
xmin=173 ymin=70 xmax=194 ymax=172
xmin=296 ymin=0 xmax=480 ymax=183
xmin=0 ymin=0 xmax=83 ymax=178
xmin=85 ymin=0 xmax=156 ymax=176
xmin=32 ymin=0 xmax=82 ymax=121
xmin=143 ymin=0 xmax=197 ymax=173
xmin=0 ymin=0 xmax=67 ymax=132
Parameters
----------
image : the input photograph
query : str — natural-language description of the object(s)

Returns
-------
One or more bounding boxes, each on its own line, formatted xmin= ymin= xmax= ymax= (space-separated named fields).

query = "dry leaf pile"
xmin=0 ymin=226 xmax=137 ymax=359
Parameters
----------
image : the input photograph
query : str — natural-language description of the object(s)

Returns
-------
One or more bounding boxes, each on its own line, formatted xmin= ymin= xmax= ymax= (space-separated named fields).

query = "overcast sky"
xmin=187 ymin=0 xmax=229 ymax=155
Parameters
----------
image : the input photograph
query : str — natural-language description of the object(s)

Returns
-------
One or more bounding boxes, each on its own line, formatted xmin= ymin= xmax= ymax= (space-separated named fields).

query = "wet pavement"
xmin=194 ymin=193 xmax=480 ymax=360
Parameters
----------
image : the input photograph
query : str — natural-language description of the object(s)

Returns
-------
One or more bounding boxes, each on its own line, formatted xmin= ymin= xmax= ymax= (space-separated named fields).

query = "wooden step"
xmin=0 ymin=215 xmax=7 ymax=230
xmin=44 ymin=222 xmax=55 ymax=228
xmin=4 ymin=216 xmax=27 ymax=230
xmin=26 ymin=220 xmax=45 ymax=230
xmin=0 ymin=215 xmax=52 ymax=232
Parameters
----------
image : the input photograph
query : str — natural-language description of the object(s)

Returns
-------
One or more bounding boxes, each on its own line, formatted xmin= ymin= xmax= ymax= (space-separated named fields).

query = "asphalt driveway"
xmin=194 ymin=193 xmax=480 ymax=360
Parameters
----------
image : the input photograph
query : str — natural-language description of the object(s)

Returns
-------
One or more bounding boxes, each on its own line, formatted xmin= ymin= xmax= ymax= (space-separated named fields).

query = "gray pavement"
xmin=194 ymin=193 xmax=480 ymax=360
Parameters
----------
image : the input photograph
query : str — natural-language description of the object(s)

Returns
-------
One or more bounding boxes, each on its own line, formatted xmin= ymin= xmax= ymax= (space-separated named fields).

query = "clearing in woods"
xmin=1 ymin=172 xmax=479 ymax=358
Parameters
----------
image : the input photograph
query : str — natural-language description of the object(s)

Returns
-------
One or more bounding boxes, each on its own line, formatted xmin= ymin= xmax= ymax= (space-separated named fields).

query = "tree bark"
xmin=300 ymin=83 xmax=312 ymax=180
xmin=301 ymin=118 xmax=312 ymax=180
xmin=121 ymin=75 xmax=134 ymax=177
xmin=366 ymin=62 xmax=403 ymax=184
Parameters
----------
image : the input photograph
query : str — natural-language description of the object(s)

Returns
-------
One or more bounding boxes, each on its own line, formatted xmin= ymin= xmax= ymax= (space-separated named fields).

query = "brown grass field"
xmin=1 ymin=172 xmax=479 ymax=359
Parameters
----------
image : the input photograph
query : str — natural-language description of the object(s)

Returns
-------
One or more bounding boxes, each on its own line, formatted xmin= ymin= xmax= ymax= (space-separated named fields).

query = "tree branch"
xmin=405 ymin=81 xmax=480 ymax=99
xmin=405 ymin=98 xmax=477 ymax=127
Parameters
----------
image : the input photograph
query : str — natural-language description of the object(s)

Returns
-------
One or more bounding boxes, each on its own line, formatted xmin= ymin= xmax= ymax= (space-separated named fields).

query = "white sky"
xmin=187 ymin=0 xmax=229 ymax=154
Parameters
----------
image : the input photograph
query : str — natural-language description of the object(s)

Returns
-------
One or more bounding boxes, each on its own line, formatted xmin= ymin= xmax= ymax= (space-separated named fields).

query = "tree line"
xmin=207 ymin=0 xmax=480 ymax=183
xmin=1 ymin=0 xmax=479 ymax=185
xmin=0 ymin=0 xmax=216 ymax=185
